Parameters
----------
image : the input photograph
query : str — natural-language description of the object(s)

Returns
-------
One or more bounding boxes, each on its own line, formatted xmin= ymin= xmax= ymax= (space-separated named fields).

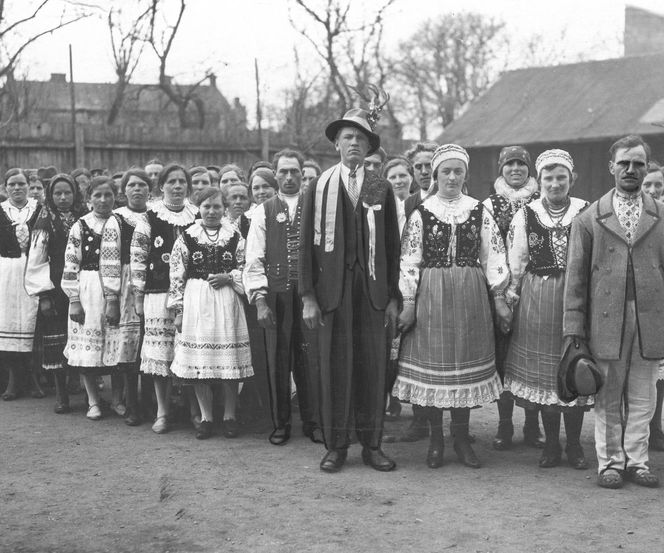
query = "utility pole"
xmin=69 ymin=44 xmax=84 ymax=167
xmin=255 ymin=58 xmax=268 ymax=161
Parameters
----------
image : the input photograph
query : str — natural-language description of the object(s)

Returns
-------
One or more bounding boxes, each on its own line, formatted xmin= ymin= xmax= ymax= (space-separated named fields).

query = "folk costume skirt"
xmin=63 ymin=269 xmax=120 ymax=371
xmin=140 ymin=292 xmax=176 ymax=377
xmin=394 ymin=265 xmax=502 ymax=408
xmin=504 ymin=272 xmax=592 ymax=411
xmin=116 ymin=264 xmax=141 ymax=365
xmin=0 ymin=254 xmax=38 ymax=353
xmin=170 ymin=279 xmax=253 ymax=381
xmin=41 ymin=287 xmax=69 ymax=370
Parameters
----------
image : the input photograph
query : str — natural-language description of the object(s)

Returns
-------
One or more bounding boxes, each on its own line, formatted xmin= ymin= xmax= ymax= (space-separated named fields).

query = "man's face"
xmin=412 ymin=151 xmax=434 ymax=192
xmin=335 ymin=126 xmax=369 ymax=169
xmin=609 ymin=146 xmax=648 ymax=194
xmin=275 ymin=157 xmax=302 ymax=195
xmin=145 ymin=163 xmax=163 ymax=187
xmin=301 ymin=167 xmax=317 ymax=192
xmin=364 ymin=153 xmax=382 ymax=174
xmin=226 ymin=184 xmax=250 ymax=219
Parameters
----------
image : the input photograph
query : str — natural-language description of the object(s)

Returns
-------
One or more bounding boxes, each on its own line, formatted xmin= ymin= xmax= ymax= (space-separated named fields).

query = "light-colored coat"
xmin=563 ymin=189 xmax=664 ymax=360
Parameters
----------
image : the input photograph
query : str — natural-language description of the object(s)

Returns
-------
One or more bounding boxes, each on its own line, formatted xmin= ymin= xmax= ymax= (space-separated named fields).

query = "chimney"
xmin=50 ymin=73 xmax=67 ymax=83
xmin=208 ymin=73 xmax=217 ymax=88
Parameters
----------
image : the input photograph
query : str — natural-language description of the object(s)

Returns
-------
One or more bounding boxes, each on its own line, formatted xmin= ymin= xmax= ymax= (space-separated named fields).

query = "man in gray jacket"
xmin=564 ymin=134 xmax=664 ymax=489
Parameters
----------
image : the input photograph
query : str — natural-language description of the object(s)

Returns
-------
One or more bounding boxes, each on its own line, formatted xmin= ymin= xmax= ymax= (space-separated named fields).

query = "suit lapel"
xmin=632 ymin=193 xmax=660 ymax=247
xmin=596 ymin=190 xmax=628 ymax=245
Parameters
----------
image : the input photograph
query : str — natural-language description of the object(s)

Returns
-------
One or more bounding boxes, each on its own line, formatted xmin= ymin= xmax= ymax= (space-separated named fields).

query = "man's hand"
xmin=39 ymin=296 xmax=56 ymax=318
xmin=302 ymin=294 xmax=324 ymax=330
xmin=69 ymin=300 xmax=85 ymax=325
xmin=208 ymin=273 xmax=231 ymax=289
xmin=105 ymin=299 xmax=120 ymax=326
xmin=384 ymin=298 xmax=399 ymax=332
xmin=495 ymin=297 xmax=512 ymax=334
xmin=397 ymin=303 xmax=416 ymax=333
xmin=256 ymin=298 xmax=276 ymax=329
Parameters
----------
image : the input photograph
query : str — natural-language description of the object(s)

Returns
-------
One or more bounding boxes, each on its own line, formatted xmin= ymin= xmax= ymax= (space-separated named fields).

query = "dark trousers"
xmin=318 ymin=264 xmax=387 ymax=451
xmin=265 ymin=287 xmax=319 ymax=429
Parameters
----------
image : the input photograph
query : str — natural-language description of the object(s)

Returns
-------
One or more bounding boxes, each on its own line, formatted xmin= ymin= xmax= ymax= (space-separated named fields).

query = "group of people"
xmin=1 ymin=103 xmax=664 ymax=490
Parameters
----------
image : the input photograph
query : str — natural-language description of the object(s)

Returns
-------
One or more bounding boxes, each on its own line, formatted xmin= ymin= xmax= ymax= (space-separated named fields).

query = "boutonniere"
xmin=276 ymin=212 xmax=287 ymax=223
xmin=192 ymin=251 xmax=203 ymax=265
xmin=359 ymin=175 xmax=387 ymax=206
xmin=154 ymin=236 xmax=164 ymax=248
xmin=161 ymin=253 xmax=171 ymax=264
xmin=222 ymin=251 xmax=233 ymax=262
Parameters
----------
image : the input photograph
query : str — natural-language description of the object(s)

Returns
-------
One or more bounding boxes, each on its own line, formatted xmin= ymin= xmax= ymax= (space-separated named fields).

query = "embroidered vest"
xmin=0 ymin=205 xmax=40 ymax=258
xmin=489 ymin=191 xmax=539 ymax=241
xmin=524 ymin=205 xmax=570 ymax=276
xmin=79 ymin=219 xmax=102 ymax=271
xmin=116 ymin=211 xmax=144 ymax=265
xmin=264 ymin=196 xmax=302 ymax=292
xmin=145 ymin=209 xmax=194 ymax=293
xmin=183 ymin=230 xmax=240 ymax=280
xmin=419 ymin=203 xmax=483 ymax=268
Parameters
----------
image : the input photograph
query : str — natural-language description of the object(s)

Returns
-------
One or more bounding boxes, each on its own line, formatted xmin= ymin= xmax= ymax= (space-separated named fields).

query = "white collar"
xmin=493 ymin=176 xmax=539 ymax=202
xmin=150 ymin=199 xmax=198 ymax=226
xmin=339 ymin=162 xmax=365 ymax=184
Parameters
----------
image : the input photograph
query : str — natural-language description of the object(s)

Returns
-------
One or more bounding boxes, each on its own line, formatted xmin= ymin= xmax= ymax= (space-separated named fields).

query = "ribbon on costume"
xmin=313 ymin=164 xmax=341 ymax=252
xmin=362 ymin=201 xmax=381 ymax=280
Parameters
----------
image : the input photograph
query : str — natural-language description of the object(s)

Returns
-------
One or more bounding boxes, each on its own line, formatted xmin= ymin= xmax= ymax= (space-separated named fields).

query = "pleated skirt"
xmin=393 ymin=265 xmax=502 ymax=408
xmin=63 ymin=270 xmax=120 ymax=369
xmin=171 ymin=280 xmax=253 ymax=381
xmin=0 ymin=255 xmax=38 ymax=353
xmin=140 ymin=292 xmax=175 ymax=377
xmin=504 ymin=272 xmax=591 ymax=410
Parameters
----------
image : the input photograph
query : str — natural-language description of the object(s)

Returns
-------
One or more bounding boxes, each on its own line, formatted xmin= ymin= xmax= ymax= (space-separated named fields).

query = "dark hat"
xmin=498 ymin=145 xmax=531 ymax=173
xmin=325 ymin=108 xmax=381 ymax=155
xmin=37 ymin=165 xmax=58 ymax=184
xmin=557 ymin=338 xmax=603 ymax=403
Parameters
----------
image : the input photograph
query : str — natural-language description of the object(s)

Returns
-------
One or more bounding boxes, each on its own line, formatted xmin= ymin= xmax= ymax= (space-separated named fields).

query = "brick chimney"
xmin=624 ymin=6 xmax=664 ymax=56
xmin=208 ymin=73 xmax=217 ymax=88
xmin=50 ymin=73 xmax=67 ymax=83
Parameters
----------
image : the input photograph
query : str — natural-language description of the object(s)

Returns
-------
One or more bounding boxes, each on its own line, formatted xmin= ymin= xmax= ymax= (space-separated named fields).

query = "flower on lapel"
xmin=276 ymin=212 xmax=287 ymax=223
xmin=161 ymin=253 xmax=171 ymax=264
xmin=222 ymin=251 xmax=233 ymax=262
xmin=359 ymin=173 xmax=387 ymax=206
xmin=192 ymin=251 xmax=204 ymax=265
xmin=154 ymin=236 xmax=164 ymax=248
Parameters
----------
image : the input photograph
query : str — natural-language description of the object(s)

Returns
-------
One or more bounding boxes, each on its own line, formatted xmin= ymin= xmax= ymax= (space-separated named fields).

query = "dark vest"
xmin=182 ymin=229 xmax=240 ymax=280
xmin=523 ymin=205 xmax=571 ymax=277
xmin=145 ymin=209 xmax=194 ymax=293
xmin=0 ymin=204 xmax=40 ymax=258
xmin=79 ymin=219 xmax=102 ymax=271
xmin=419 ymin=203 xmax=483 ymax=268
xmin=264 ymin=195 xmax=302 ymax=292
xmin=489 ymin=192 xmax=539 ymax=241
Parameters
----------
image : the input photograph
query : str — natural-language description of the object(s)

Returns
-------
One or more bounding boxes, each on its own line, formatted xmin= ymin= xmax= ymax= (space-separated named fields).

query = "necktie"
xmin=348 ymin=171 xmax=359 ymax=208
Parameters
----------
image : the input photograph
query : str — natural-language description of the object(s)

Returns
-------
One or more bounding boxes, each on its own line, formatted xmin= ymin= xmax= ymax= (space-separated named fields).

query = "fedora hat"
xmin=557 ymin=338 xmax=603 ymax=403
xmin=325 ymin=108 xmax=381 ymax=155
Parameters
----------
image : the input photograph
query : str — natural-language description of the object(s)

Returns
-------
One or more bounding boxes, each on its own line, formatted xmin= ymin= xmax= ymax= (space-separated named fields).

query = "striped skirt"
xmin=393 ymin=265 xmax=502 ymax=408
xmin=504 ymin=272 xmax=591 ymax=410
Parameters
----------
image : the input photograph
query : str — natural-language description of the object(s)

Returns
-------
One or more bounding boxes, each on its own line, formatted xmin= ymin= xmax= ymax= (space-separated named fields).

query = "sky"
xmin=9 ymin=0 xmax=664 ymax=127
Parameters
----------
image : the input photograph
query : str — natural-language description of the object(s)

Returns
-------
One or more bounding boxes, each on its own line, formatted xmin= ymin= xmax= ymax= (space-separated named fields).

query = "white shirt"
xmin=339 ymin=163 xmax=365 ymax=196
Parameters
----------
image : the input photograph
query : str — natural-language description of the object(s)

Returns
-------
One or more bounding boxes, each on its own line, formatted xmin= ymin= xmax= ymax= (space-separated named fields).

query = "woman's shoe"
xmin=221 ymin=418 xmax=240 ymax=438
xmin=565 ymin=443 xmax=589 ymax=470
xmin=539 ymin=443 xmax=562 ymax=468
xmin=152 ymin=415 xmax=170 ymax=434
xmin=196 ymin=420 xmax=214 ymax=440
xmin=86 ymin=404 xmax=102 ymax=421
xmin=426 ymin=438 xmax=445 ymax=469
xmin=124 ymin=408 xmax=142 ymax=426
xmin=111 ymin=402 xmax=127 ymax=417
xmin=453 ymin=439 xmax=481 ymax=468
xmin=54 ymin=400 xmax=70 ymax=414
xmin=492 ymin=420 xmax=514 ymax=451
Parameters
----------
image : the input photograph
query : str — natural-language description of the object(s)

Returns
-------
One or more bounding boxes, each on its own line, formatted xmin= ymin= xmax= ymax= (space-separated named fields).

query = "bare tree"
xmin=106 ymin=2 xmax=152 ymax=125
xmin=391 ymin=12 xmax=506 ymax=138
xmin=147 ymin=0 xmax=211 ymax=129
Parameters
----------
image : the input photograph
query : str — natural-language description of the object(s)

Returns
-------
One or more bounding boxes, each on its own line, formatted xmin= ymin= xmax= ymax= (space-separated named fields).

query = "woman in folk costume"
xmin=61 ymin=177 xmax=124 ymax=420
xmin=114 ymin=168 xmax=151 ymax=426
xmin=482 ymin=145 xmax=544 ymax=450
xmin=395 ymin=144 xmax=509 ymax=469
xmin=168 ymin=187 xmax=253 ymax=439
xmin=503 ymin=149 xmax=591 ymax=469
xmin=0 ymin=168 xmax=41 ymax=400
xmin=131 ymin=163 xmax=198 ymax=434
xmin=25 ymin=174 xmax=87 ymax=413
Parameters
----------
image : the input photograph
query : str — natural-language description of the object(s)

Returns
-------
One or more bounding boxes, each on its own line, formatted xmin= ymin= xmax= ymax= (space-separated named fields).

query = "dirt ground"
xmin=1 ymin=387 xmax=662 ymax=553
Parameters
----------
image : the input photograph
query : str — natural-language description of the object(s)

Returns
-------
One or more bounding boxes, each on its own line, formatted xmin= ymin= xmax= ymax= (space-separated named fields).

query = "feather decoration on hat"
xmin=349 ymin=83 xmax=390 ymax=130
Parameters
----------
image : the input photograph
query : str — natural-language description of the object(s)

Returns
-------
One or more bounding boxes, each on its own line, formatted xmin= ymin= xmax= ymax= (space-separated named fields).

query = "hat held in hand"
xmin=557 ymin=337 xmax=603 ymax=403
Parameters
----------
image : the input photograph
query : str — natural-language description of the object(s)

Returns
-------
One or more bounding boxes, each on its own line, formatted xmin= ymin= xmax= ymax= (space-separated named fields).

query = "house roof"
xmin=440 ymin=53 xmax=664 ymax=147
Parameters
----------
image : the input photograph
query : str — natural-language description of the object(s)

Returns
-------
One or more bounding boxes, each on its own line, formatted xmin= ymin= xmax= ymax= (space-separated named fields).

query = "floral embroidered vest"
xmin=0 ymin=205 xmax=40 ymax=258
xmin=524 ymin=205 xmax=570 ymax=276
xmin=264 ymin=196 xmax=302 ymax=292
xmin=489 ymin=191 xmax=539 ymax=241
xmin=418 ymin=203 xmax=483 ymax=268
xmin=79 ymin=219 xmax=102 ymax=271
xmin=183 ymin=230 xmax=240 ymax=280
xmin=145 ymin=209 xmax=194 ymax=293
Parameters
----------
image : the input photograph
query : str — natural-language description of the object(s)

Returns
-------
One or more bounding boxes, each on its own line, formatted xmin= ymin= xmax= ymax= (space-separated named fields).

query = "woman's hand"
xmin=69 ymin=300 xmax=85 ymax=325
xmin=105 ymin=299 xmax=120 ymax=326
xmin=174 ymin=312 xmax=183 ymax=333
xmin=207 ymin=273 xmax=231 ymax=289
xmin=134 ymin=295 xmax=144 ymax=317
xmin=39 ymin=296 xmax=56 ymax=318
xmin=397 ymin=304 xmax=416 ymax=334
xmin=495 ymin=297 xmax=513 ymax=334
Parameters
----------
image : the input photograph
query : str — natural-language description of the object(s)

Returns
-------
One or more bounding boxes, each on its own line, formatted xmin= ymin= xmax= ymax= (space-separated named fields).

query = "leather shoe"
xmin=302 ymin=421 xmax=324 ymax=444
xmin=539 ymin=443 xmax=562 ymax=468
xmin=320 ymin=449 xmax=347 ymax=473
xmin=221 ymin=418 xmax=240 ymax=438
xmin=565 ymin=444 xmax=589 ymax=470
xmin=625 ymin=467 xmax=660 ymax=488
xmin=597 ymin=468 xmax=624 ymax=489
xmin=54 ymin=400 xmax=70 ymax=415
xmin=492 ymin=421 xmax=514 ymax=451
xmin=426 ymin=440 xmax=444 ymax=469
xmin=523 ymin=424 xmax=546 ymax=449
xmin=269 ymin=425 xmax=291 ymax=445
xmin=453 ymin=439 xmax=481 ymax=468
xmin=361 ymin=448 xmax=396 ymax=472
xmin=196 ymin=420 xmax=214 ymax=440
xmin=124 ymin=408 xmax=142 ymax=427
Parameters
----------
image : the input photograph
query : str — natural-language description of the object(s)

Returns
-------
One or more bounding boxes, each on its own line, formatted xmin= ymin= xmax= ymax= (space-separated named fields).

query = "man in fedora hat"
xmin=564 ymin=134 xmax=664 ymax=489
xmin=299 ymin=107 xmax=400 ymax=473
